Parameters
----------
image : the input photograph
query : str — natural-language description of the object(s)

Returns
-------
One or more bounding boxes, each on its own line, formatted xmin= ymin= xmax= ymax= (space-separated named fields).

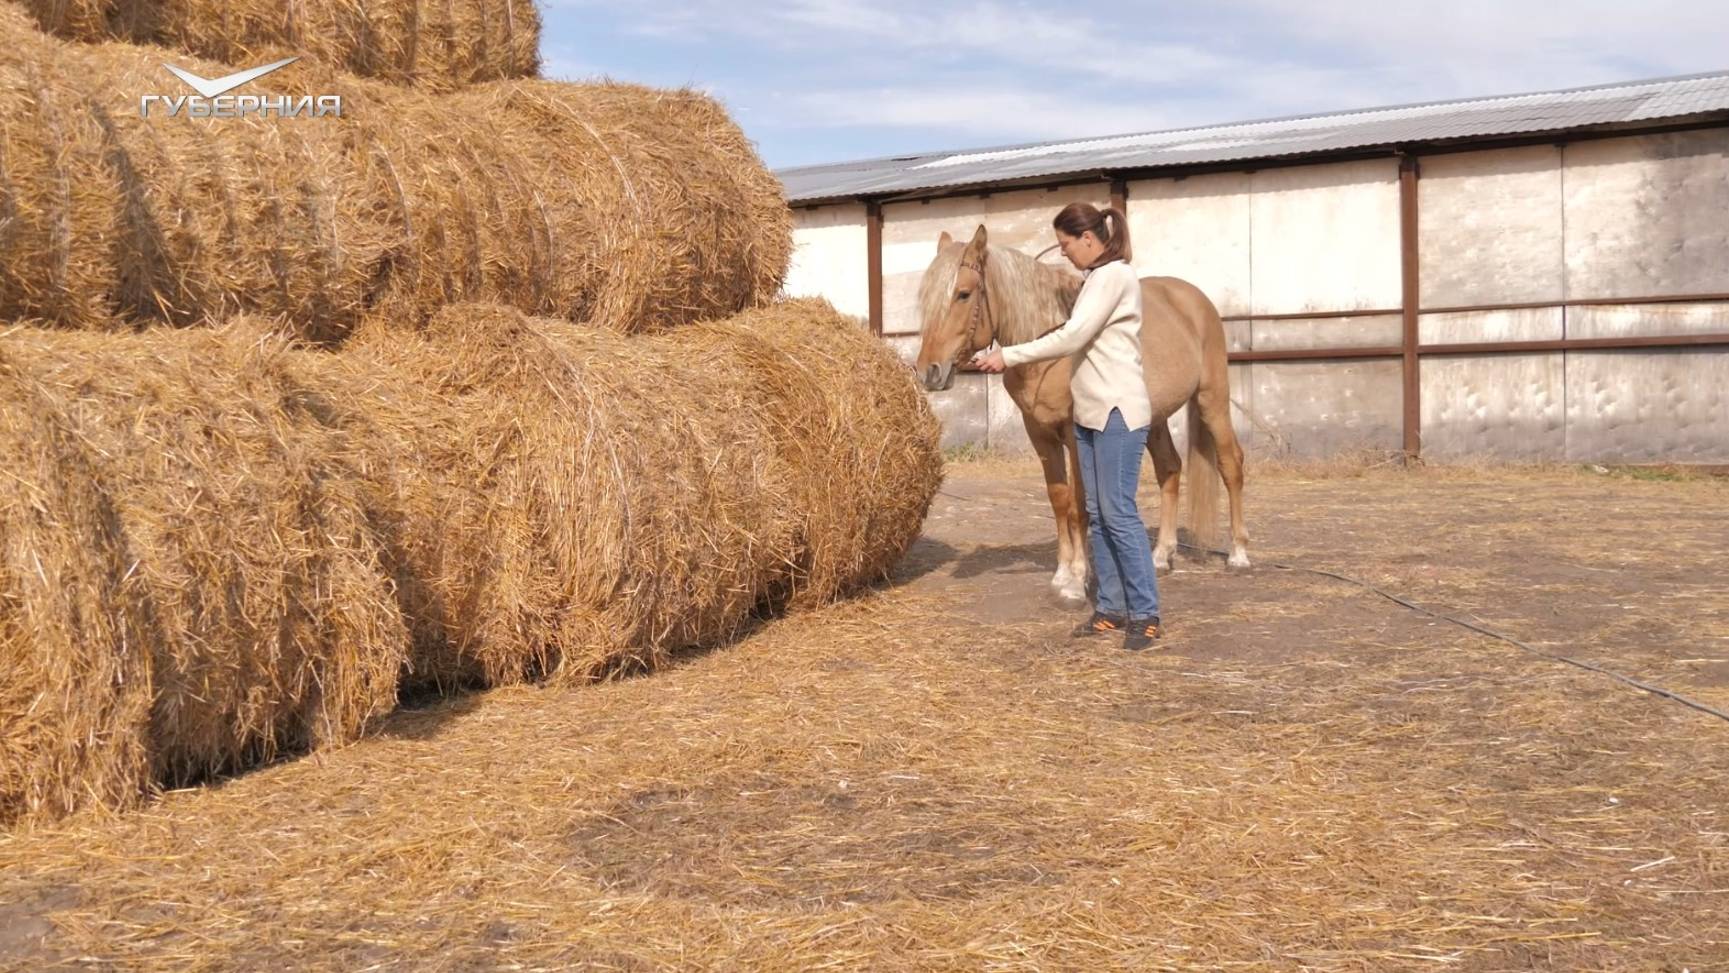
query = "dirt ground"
xmin=2 ymin=457 xmax=1726 ymax=971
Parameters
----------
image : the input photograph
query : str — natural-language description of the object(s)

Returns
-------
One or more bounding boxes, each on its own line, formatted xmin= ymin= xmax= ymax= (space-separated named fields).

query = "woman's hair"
xmin=1052 ymin=202 xmax=1132 ymax=267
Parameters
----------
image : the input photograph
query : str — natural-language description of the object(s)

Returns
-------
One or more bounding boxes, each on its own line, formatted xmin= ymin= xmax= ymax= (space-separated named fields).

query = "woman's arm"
xmin=997 ymin=265 xmax=1129 ymax=368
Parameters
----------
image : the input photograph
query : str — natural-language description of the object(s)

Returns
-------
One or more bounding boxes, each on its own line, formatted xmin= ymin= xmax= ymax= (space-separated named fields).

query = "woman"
xmin=970 ymin=202 xmax=1161 ymax=650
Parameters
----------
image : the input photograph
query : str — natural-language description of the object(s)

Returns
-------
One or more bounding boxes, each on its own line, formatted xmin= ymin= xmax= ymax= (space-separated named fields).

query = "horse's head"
xmin=914 ymin=225 xmax=996 ymax=392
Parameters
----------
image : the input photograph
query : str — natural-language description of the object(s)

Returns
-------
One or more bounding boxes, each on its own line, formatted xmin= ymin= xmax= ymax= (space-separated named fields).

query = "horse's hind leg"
xmin=1146 ymin=421 xmax=1182 ymax=573
xmin=1027 ymin=417 xmax=1089 ymax=606
xmin=1196 ymin=388 xmax=1251 ymax=568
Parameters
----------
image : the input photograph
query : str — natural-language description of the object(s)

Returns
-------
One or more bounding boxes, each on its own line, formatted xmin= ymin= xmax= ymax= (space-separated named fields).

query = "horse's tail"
xmin=1186 ymin=401 xmax=1222 ymax=550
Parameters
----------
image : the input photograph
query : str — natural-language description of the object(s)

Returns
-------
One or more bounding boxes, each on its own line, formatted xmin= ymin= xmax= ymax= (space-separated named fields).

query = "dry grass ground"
xmin=2 ymin=457 xmax=1725 ymax=971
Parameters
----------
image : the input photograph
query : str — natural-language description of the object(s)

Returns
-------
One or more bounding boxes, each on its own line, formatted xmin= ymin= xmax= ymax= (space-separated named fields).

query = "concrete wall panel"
xmin=1421 ymin=354 xmax=1566 ymax=460
xmin=1250 ymin=159 xmax=1402 ymax=315
xmin=1127 ymin=171 xmax=1253 ymax=317
xmin=1419 ymin=146 xmax=1564 ymax=308
xmin=1564 ymin=130 xmax=1729 ymax=300
xmin=1419 ymin=308 xmax=1564 ymax=345
xmin=786 ymin=203 xmax=870 ymax=320
xmin=1565 ymin=350 xmax=1729 ymax=462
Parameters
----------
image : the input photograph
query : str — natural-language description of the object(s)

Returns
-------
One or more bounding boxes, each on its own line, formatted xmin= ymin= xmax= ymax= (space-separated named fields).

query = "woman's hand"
xmin=968 ymin=348 xmax=1006 ymax=374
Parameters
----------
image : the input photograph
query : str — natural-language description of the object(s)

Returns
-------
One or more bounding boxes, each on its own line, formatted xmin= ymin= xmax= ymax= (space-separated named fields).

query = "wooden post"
xmin=866 ymin=199 xmax=883 ymax=337
xmin=1399 ymin=155 xmax=1421 ymax=460
xmin=1109 ymin=176 xmax=1128 ymax=214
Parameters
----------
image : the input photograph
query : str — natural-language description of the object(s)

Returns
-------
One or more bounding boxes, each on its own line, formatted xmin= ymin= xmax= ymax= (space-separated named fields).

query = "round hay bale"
xmin=0 ymin=343 xmax=152 ymax=825
xmin=390 ymin=80 xmax=793 ymax=335
xmin=0 ymin=323 xmax=409 ymax=827
xmin=339 ymin=298 xmax=940 ymax=685
xmin=13 ymin=0 xmax=542 ymax=91
xmin=0 ymin=8 xmax=121 ymax=330
xmin=0 ymin=9 xmax=392 ymax=339
xmin=670 ymin=299 xmax=944 ymax=607
xmin=338 ymin=304 xmax=799 ymax=688
xmin=0 ymin=10 xmax=790 ymax=339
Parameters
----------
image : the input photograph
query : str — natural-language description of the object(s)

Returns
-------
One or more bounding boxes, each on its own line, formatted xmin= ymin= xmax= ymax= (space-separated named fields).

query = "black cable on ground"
xmin=1179 ymin=542 xmax=1729 ymax=726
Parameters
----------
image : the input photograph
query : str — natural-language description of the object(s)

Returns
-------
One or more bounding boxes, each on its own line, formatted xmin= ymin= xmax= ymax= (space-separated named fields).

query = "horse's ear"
xmin=937 ymin=230 xmax=952 ymax=247
xmin=962 ymin=225 xmax=988 ymax=262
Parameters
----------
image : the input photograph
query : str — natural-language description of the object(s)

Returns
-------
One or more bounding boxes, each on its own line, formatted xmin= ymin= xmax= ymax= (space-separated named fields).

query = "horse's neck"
xmin=991 ymin=248 xmax=1081 ymax=346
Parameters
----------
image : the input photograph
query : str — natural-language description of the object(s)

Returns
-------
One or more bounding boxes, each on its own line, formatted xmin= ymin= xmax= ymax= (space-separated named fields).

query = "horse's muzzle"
xmin=921 ymin=362 xmax=955 ymax=392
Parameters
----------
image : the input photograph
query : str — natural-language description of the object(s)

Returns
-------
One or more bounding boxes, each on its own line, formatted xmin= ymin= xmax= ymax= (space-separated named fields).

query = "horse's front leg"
xmin=1026 ymin=416 xmax=1088 ymax=607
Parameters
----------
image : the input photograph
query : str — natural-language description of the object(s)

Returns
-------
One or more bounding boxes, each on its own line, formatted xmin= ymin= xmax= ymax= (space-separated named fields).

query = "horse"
xmin=913 ymin=224 xmax=1250 ymax=606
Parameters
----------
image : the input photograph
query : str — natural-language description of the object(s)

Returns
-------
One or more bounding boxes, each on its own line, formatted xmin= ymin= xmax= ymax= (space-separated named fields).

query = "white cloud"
xmin=781 ymin=0 xmax=911 ymax=35
xmin=1217 ymin=0 xmax=1728 ymax=95
xmin=539 ymin=0 xmax=1729 ymax=163
xmin=795 ymin=85 xmax=1186 ymax=141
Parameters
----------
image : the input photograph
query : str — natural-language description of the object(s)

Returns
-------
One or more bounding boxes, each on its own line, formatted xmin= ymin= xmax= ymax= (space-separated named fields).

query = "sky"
xmin=537 ymin=1 xmax=1729 ymax=171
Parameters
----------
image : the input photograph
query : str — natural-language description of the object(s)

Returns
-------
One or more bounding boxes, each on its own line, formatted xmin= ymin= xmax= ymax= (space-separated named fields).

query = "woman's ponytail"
xmin=1053 ymin=201 xmax=1132 ymax=267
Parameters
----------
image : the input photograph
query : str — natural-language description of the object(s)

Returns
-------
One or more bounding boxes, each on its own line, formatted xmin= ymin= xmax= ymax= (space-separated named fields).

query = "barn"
xmin=777 ymin=70 xmax=1729 ymax=463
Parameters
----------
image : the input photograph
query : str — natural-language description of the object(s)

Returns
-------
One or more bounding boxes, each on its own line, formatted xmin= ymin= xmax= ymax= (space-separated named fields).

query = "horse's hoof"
xmin=1051 ymin=582 xmax=1089 ymax=608
xmin=1153 ymin=553 xmax=1176 ymax=574
xmin=1226 ymin=552 xmax=1252 ymax=571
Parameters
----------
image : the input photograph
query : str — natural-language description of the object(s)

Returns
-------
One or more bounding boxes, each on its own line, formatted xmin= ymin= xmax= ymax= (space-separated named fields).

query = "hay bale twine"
xmin=0 ymin=324 xmax=409 ymax=827
xmin=0 ymin=10 xmax=790 ymax=339
xmin=12 ymin=0 xmax=542 ymax=91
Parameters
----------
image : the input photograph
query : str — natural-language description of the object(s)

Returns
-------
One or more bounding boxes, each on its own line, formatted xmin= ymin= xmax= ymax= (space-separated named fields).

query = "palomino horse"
xmin=914 ymin=225 xmax=1250 ymax=606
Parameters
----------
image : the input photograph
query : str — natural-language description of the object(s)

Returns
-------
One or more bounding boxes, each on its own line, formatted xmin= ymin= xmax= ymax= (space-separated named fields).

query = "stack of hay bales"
xmin=0 ymin=6 xmax=790 ymax=340
xmin=12 ymin=0 xmax=541 ymax=90
xmin=0 ymin=0 xmax=942 ymax=828
xmin=0 ymin=301 xmax=941 ymax=826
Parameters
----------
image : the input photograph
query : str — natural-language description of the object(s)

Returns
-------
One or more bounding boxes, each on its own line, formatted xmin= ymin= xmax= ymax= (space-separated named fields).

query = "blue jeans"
xmin=1075 ymin=409 xmax=1160 ymax=621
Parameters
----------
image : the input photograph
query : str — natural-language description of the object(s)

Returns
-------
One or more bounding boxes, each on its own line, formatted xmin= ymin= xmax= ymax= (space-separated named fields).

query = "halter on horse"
xmin=956 ymin=256 xmax=995 ymax=361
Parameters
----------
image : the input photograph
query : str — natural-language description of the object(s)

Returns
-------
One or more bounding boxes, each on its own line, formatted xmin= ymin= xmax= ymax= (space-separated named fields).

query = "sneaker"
xmin=1071 ymin=612 xmax=1125 ymax=638
xmin=1123 ymin=617 xmax=1162 ymax=652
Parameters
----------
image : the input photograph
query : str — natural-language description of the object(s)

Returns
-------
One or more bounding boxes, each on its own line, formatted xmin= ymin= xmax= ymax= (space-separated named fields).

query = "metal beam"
xmin=1399 ymin=155 xmax=1421 ymax=460
xmin=1420 ymin=332 xmax=1729 ymax=356
xmin=1225 ymin=331 xmax=1729 ymax=364
xmin=1229 ymin=346 xmax=1404 ymax=363
xmin=865 ymin=200 xmax=883 ymax=337
xmin=1421 ymin=293 xmax=1729 ymax=315
xmin=1221 ymin=292 xmax=1729 ymax=323
xmin=1221 ymin=307 xmax=1402 ymax=323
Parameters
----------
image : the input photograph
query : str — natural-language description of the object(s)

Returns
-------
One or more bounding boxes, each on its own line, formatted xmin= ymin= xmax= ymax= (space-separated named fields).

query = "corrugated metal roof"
xmin=778 ymin=70 xmax=1729 ymax=204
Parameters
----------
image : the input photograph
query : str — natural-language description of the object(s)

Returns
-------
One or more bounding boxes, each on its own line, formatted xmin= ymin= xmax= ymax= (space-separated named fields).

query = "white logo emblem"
xmin=162 ymin=56 xmax=300 ymax=98
xmin=140 ymin=56 xmax=340 ymax=119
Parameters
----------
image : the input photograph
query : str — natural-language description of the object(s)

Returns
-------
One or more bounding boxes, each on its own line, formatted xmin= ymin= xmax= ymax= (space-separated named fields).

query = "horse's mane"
xmin=917 ymin=242 xmax=1082 ymax=346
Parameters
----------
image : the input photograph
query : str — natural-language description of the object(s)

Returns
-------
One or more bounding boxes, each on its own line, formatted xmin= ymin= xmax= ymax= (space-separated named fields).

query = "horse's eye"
xmin=955 ymin=291 xmax=970 ymax=301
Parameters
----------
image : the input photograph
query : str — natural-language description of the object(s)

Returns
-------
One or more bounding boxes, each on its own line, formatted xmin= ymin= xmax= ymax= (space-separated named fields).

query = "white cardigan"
xmin=1000 ymin=259 xmax=1151 ymax=431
